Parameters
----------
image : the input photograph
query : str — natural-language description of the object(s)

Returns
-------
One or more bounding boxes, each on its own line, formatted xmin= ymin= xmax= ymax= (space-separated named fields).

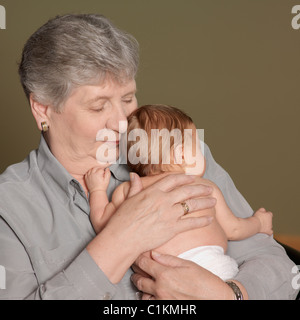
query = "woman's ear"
xmin=30 ymin=94 xmax=50 ymax=131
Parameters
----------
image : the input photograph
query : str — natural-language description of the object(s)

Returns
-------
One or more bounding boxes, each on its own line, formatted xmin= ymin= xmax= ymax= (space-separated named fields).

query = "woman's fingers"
xmin=170 ymin=183 xmax=213 ymax=204
xmin=134 ymin=252 xmax=184 ymax=281
xmin=131 ymin=272 xmax=155 ymax=296
xmin=128 ymin=173 xmax=215 ymax=211
xmin=173 ymin=196 xmax=216 ymax=219
xmin=132 ymin=255 xmax=158 ymax=294
xmin=187 ymin=196 xmax=217 ymax=212
xmin=142 ymin=293 xmax=155 ymax=300
xmin=132 ymin=252 xmax=190 ymax=298
xmin=149 ymin=174 xmax=216 ymax=216
xmin=151 ymin=173 xmax=195 ymax=192
xmin=134 ymin=254 xmax=161 ymax=280
xmin=175 ymin=215 xmax=213 ymax=233
xmin=151 ymin=251 xmax=186 ymax=267
xmin=133 ymin=252 xmax=235 ymax=300
xmin=127 ymin=172 xmax=144 ymax=198
xmin=152 ymin=174 xmax=215 ymax=212
xmin=105 ymin=173 xmax=216 ymax=263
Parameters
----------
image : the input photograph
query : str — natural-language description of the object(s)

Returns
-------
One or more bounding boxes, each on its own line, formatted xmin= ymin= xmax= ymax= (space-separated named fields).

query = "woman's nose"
xmin=107 ymin=107 xmax=128 ymax=134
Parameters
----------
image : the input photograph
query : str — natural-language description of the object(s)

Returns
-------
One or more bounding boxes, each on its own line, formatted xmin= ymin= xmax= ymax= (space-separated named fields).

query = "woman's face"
xmin=47 ymin=77 xmax=137 ymax=173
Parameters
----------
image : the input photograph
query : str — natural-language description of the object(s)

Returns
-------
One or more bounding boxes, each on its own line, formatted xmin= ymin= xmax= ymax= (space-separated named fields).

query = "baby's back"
xmin=137 ymin=173 xmax=228 ymax=256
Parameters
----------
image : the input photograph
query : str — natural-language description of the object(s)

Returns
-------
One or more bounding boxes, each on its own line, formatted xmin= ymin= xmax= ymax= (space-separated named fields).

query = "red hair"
xmin=127 ymin=104 xmax=194 ymax=176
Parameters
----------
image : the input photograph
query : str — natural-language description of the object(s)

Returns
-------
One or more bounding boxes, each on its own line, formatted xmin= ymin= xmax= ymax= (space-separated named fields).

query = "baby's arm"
xmin=92 ymin=181 xmax=129 ymax=231
xmin=85 ymin=167 xmax=130 ymax=234
xmin=85 ymin=167 xmax=112 ymax=233
xmin=205 ymin=180 xmax=273 ymax=240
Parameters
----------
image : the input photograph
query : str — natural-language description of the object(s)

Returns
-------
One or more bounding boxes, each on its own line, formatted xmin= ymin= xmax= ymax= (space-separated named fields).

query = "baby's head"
xmin=127 ymin=104 xmax=205 ymax=177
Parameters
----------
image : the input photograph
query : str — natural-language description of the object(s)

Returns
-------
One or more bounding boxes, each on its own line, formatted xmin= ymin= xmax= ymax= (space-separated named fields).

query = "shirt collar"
xmin=37 ymin=135 xmax=76 ymax=200
xmin=109 ymin=147 xmax=131 ymax=181
xmin=109 ymin=162 xmax=130 ymax=182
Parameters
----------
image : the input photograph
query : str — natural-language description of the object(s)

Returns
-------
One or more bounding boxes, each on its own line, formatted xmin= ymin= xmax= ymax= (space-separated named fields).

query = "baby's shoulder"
xmin=193 ymin=176 xmax=222 ymax=193
xmin=193 ymin=176 xmax=215 ymax=187
xmin=111 ymin=181 xmax=131 ymax=208
xmin=114 ymin=180 xmax=131 ymax=196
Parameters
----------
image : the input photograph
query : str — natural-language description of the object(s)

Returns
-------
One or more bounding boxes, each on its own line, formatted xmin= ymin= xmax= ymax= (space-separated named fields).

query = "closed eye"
xmin=92 ymin=107 xmax=104 ymax=112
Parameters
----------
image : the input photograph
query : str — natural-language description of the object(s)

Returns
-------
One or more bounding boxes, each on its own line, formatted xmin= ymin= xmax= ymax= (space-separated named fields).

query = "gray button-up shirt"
xmin=0 ymin=136 xmax=298 ymax=299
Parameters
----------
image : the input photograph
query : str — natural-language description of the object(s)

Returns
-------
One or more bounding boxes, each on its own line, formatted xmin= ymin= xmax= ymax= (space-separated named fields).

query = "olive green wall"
xmin=0 ymin=0 xmax=299 ymax=235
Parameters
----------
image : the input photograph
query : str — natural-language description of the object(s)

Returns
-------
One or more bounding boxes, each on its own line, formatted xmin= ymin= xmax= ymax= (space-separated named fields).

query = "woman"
xmin=0 ymin=14 xmax=297 ymax=300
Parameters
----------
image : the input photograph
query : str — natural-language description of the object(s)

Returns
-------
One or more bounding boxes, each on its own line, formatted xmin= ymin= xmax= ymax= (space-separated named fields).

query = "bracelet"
xmin=225 ymin=281 xmax=244 ymax=300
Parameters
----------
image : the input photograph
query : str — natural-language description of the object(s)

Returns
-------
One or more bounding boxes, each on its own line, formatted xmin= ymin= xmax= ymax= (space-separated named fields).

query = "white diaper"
xmin=178 ymin=245 xmax=238 ymax=281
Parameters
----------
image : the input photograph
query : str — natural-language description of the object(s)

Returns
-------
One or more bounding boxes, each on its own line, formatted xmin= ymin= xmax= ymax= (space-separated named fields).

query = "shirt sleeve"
xmin=232 ymin=234 xmax=298 ymax=300
xmin=0 ymin=217 xmax=117 ymax=300
xmin=203 ymin=143 xmax=299 ymax=300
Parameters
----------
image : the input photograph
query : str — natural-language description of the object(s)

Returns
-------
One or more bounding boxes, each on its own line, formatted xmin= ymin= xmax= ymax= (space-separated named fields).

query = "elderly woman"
xmin=0 ymin=14 xmax=297 ymax=300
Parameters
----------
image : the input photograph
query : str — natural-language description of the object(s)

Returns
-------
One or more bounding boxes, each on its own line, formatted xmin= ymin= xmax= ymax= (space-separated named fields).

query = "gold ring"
xmin=181 ymin=202 xmax=190 ymax=215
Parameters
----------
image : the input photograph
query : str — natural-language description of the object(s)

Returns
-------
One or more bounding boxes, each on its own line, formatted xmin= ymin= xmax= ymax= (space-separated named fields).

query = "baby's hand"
xmin=254 ymin=208 xmax=273 ymax=235
xmin=85 ymin=167 xmax=111 ymax=193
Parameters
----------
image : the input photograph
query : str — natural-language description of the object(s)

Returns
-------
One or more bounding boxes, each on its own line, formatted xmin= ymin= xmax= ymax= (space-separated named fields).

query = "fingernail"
xmin=151 ymin=251 xmax=161 ymax=259
xmin=135 ymin=291 xmax=143 ymax=300
xmin=130 ymin=172 xmax=135 ymax=182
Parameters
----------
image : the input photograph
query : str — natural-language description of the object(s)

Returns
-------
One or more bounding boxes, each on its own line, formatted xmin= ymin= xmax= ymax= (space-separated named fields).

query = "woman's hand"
xmin=110 ymin=173 xmax=215 ymax=252
xmin=87 ymin=173 xmax=216 ymax=283
xmin=132 ymin=252 xmax=247 ymax=300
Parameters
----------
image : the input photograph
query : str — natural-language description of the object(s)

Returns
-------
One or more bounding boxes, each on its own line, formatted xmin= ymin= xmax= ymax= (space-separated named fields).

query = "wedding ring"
xmin=181 ymin=202 xmax=190 ymax=215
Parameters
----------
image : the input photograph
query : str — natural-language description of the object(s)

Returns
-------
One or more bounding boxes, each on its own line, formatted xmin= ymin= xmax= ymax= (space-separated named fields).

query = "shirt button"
xmin=103 ymin=292 xmax=112 ymax=300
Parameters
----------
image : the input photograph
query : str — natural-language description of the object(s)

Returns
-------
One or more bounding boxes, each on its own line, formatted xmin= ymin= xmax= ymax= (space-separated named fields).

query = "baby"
xmin=85 ymin=104 xmax=273 ymax=281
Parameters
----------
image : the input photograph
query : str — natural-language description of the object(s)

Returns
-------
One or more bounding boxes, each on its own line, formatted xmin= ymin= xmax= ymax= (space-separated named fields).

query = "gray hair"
xmin=18 ymin=14 xmax=139 ymax=111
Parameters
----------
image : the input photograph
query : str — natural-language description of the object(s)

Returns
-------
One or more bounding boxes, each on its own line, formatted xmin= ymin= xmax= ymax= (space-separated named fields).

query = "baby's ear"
xmin=173 ymin=144 xmax=184 ymax=165
xmin=182 ymin=134 xmax=206 ymax=176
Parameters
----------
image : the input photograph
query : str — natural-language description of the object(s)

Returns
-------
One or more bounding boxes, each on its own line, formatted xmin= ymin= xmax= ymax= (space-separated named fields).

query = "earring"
xmin=41 ymin=121 xmax=49 ymax=132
